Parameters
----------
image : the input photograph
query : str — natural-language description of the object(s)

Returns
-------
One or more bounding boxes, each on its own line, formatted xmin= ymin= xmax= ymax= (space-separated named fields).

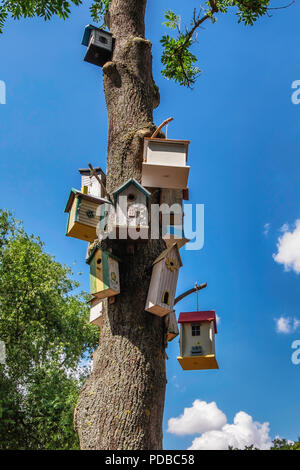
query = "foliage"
xmin=0 ymin=210 xmax=99 ymax=449
xmin=229 ymin=437 xmax=300 ymax=450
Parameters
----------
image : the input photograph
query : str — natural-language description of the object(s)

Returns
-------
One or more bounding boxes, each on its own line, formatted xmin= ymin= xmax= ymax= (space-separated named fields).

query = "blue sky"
xmin=1 ymin=0 xmax=300 ymax=450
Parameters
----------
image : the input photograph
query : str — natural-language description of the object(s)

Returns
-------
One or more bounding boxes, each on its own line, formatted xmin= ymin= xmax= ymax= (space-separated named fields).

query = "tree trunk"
xmin=74 ymin=0 xmax=167 ymax=450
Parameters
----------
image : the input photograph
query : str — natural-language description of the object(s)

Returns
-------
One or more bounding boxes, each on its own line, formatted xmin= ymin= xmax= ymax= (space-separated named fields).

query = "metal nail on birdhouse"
xmin=177 ymin=311 xmax=219 ymax=371
xmin=145 ymin=243 xmax=182 ymax=317
xmin=86 ymin=245 xmax=120 ymax=300
xmin=89 ymin=297 xmax=107 ymax=327
xmin=142 ymin=138 xmax=190 ymax=190
xmin=160 ymin=189 xmax=189 ymax=249
xmin=79 ymin=167 xmax=106 ymax=198
xmin=64 ymin=188 xmax=111 ymax=242
xmin=82 ymin=24 xmax=114 ymax=67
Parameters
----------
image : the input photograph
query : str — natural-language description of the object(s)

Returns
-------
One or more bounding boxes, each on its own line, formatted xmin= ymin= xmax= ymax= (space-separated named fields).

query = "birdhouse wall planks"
xmin=65 ymin=189 xmax=110 ymax=242
xmin=82 ymin=25 xmax=114 ymax=67
xmin=145 ymin=243 xmax=182 ymax=317
xmin=165 ymin=310 xmax=179 ymax=342
xmin=142 ymin=138 xmax=190 ymax=190
xmin=87 ymin=246 xmax=120 ymax=300
xmin=177 ymin=311 xmax=219 ymax=371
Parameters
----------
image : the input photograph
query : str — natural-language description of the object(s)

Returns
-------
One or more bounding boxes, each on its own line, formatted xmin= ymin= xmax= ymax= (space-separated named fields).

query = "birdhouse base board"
xmin=145 ymin=304 xmax=171 ymax=317
xmin=66 ymin=221 xmax=97 ymax=243
xmin=142 ymin=163 xmax=190 ymax=189
xmin=177 ymin=355 xmax=219 ymax=371
xmin=167 ymin=331 xmax=179 ymax=342
xmin=92 ymin=288 xmax=119 ymax=300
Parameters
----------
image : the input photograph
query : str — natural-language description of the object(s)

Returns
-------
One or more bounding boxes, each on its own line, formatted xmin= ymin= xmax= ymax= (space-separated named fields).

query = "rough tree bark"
xmin=74 ymin=0 xmax=168 ymax=450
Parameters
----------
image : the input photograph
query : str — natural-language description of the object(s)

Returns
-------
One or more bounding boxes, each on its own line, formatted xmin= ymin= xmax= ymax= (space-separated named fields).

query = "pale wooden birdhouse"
xmin=145 ymin=243 xmax=182 ymax=317
xmin=177 ymin=311 xmax=219 ymax=371
xmin=64 ymin=189 xmax=110 ymax=242
xmin=89 ymin=297 xmax=107 ymax=327
xmin=165 ymin=310 xmax=179 ymax=342
xmin=160 ymin=189 xmax=189 ymax=248
xmin=82 ymin=25 xmax=114 ymax=67
xmin=86 ymin=246 xmax=120 ymax=300
xmin=111 ymin=178 xmax=150 ymax=240
xmin=79 ymin=167 xmax=106 ymax=199
xmin=142 ymin=138 xmax=190 ymax=190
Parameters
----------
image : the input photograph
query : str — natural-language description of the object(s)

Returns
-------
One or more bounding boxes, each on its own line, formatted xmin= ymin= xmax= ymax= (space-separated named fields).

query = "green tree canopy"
xmin=0 ymin=210 xmax=98 ymax=449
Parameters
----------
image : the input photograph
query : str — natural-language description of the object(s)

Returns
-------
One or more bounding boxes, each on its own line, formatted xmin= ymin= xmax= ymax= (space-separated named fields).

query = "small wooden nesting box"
xmin=65 ymin=189 xmax=110 ymax=242
xmin=86 ymin=246 xmax=120 ymax=300
xmin=89 ymin=297 xmax=107 ymax=327
xmin=79 ymin=167 xmax=106 ymax=198
xmin=160 ymin=189 xmax=189 ymax=249
xmin=142 ymin=138 xmax=190 ymax=189
xmin=82 ymin=24 xmax=114 ymax=67
xmin=112 ymin=178 xmax=150 ymax=240
xmin=165 ymin=310 xmax=179 ymax=342
xmin=145 ymin=243 xmax=182 ymax=317
xmin=177 ymin=311 xmax=219 ymax=371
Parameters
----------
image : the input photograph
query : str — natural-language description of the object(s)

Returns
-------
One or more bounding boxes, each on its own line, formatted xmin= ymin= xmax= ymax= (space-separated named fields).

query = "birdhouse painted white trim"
xmin=177 ymin=311 xmax=219 ymax=370
xmin=145 ymin=243 xmax=182 ymax=317
xmin=142 ymin=138 xmax=190 ymax=189
xmin=64 ymin=189 xmax=110 ymax=242
xmin=82 ymin=25 xmax=114 ymax=67
xmin=86 ymin=246 xmax=120 ymax=300
xmin=79 ymin=167 xmax=106 ymax=199
xmin=89 ymin=298 xmax=107 ymax=327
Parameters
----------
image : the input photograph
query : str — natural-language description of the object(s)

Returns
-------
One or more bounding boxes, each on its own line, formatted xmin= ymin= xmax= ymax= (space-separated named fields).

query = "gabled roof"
xmin=113 ymin=178 xmax=151 ymax=203
xmin=86 ymin=245 xmax=121 ymax=265
xmin=81 ymin=24 xmax=112 ymax=47
xmin=153 ymin=242 xmax=183 ymax=267
xmin=64 ymin=188 xmax=111 ymax=213
xmin=178 ymin=311 xmax=217 ymax=333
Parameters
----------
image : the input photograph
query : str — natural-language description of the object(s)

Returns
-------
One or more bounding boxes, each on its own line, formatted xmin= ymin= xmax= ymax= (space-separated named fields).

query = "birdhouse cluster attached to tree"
xmin=177 ymin=311 xmax=219 ymax=371
xmin=82 ymin=25 xmax=114 ymax=67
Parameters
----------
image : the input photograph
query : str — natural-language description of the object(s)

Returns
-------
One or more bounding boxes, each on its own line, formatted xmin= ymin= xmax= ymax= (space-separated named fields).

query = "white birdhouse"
xmin=145 ymin=243 xmax=182 ymax=317
xmin=82 ymin=25 xmax=114 ymax=67
xmin=142 ymin=138 xmax=190 ymax=189
xmin=160 ymin=189 xmax=189 ymax=248
xmin=177 ymin=311 xmax=219 ymax=370
xmin=79 ymin=167 xmax=106 ymax=199
xmin=89 ymin=297 xmax=107 ymax=327
xmin=110 ymin=178 xmax=151 ymax=240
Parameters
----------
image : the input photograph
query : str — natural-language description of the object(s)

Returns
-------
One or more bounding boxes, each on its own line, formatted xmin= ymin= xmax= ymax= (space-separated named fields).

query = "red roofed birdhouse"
xmin=177 ymin=311 xmax=219 ymax=370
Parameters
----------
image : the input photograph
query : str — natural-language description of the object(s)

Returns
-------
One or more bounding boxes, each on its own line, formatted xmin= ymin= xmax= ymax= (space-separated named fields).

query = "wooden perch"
xmin=174 ymin=282 xmax=207 ymax=306
xmin=88 ymin=163 xmax=109 ymax=199
xmin=151 ymin=117 xmax=174 ymax=139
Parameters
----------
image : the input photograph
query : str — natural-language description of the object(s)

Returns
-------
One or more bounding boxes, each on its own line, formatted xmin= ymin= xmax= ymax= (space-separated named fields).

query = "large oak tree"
xmin=0 ymin=0 xmax=286 ymax=450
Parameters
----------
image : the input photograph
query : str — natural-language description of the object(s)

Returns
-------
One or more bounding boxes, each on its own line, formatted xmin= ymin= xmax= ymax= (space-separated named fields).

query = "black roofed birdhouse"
xmin=177 ymin=311 xmax=219 ymax=371
xmin=64 ymin=189 xmax=110 ymax=242
xmin=82 ymin=24 xmax=114 ymax=67
xmin=86 ymin=245 xmax=120 ymax=300
xmin=145 ymin=243 xmax=182 ymax=317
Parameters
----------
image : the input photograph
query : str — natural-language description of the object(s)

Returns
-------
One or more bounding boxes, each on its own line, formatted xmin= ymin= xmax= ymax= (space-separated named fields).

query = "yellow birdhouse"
xmin=86 ymin=246 xmax=120 ymax=300
xmin=64 ymin=189 xmax=110 ymax=242
xmin=177 ymin=311 xmax=219 ymax=371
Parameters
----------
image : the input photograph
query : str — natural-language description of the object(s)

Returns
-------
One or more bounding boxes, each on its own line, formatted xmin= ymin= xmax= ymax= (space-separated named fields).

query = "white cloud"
xmin=275 ymin=316 xmax=300 ymax=334
xmin=168 ymin=401 xmax=272 ymax=450
xmin=263 ymin=223 xmax=271 ymax=236
xmin=273 ymin=220 xmax=300 ymax=273
xmin=188 ymin=411 xmax=272 ymax=450
xmin=167 ymin=400 xmax=226 ymax=436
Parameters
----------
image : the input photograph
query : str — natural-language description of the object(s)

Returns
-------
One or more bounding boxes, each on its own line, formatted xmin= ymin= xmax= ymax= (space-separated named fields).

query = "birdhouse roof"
xmin=113 ymin=178 xmax=151 ymax=203
xmin=153 ymin=242 xmax=183 ymax=267
xmin=81 ymin=24 xmax=112 ymax=46
xmin=64 ymin=188 xmax=111 ymax=213
xmin=79 ymin=166 xmax=106 ymax=181
xmin=86 ymin=245 xmax=121 ymax=265
xmin=178 ymin=311 xmax=217 ymax=333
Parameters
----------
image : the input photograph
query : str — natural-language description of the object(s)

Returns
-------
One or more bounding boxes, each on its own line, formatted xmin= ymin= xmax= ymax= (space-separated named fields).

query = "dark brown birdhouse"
xmin=82 ymin=24 xmax=114 ymax=67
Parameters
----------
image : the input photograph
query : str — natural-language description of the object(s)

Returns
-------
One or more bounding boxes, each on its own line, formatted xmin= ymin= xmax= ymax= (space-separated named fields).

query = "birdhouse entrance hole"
xmin=162 ymin=291 xmax=170 ymax=305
